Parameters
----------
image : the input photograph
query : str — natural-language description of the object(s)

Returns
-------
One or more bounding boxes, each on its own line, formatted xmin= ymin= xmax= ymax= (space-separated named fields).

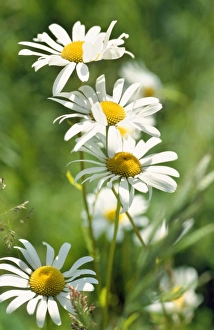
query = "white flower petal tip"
xmin=0 ymin=239 xmax=97 ymax=327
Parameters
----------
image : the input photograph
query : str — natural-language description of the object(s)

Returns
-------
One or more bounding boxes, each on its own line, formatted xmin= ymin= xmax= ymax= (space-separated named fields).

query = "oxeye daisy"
xmin=18 ymin=21 xmax=133 ymax=93
xmin=84 ymin=187 xmax=149 ymax=242
xmin=120 ymin=61 xmax=163 ymax=98
xmin=146 ymin=266 xmax=202 ymax=322
xmin=51 ymin=74 xmax=162 ymax=151
xmin=72 ymin=129 xmax=179 ymax=213
xmin=0 ymin=239 xmax=98 ymax=328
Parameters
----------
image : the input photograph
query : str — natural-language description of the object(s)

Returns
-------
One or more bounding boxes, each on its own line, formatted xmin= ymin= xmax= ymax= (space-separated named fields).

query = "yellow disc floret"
xmin=29 ymin=266 xmax=65 ymax=297
xmin=106 ymin=152 xmax=141 ymax=178
xmin=104 ymin=208 xmax=125 ymax=223
xmin=100 ymin=101 xmax=126 ymax=126
xmin=61 ymin=41 xmax=84 ymax=63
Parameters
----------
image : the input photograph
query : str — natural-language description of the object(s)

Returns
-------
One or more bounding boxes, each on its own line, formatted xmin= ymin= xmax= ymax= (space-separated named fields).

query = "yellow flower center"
xmin=104 ymin=208 xmax=125 ymax=223
xmin=106 ymin=152 xmax=141 ymax=178
xmin=100 ymin=101 xmax=126 ymax=126
xmin=61 ymin=41 xmax=84 ymax=63
xmin=29 ymin=266 xmax=65 ymax=297
xmin=143 ymin=86 xmax=155 ymax=97
xmin=171 ymin=286 xmax=185 ymax=309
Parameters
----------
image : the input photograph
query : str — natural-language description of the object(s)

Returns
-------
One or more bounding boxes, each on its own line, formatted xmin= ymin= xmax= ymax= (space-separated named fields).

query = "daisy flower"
xmin=0 ymin=239 xmax=98 ymax=328
xmin=18 ymin=21 xmax=133 ymax=93
xmin=84 ymin=187 xmax=149 ymax=242
xmin=146 ymin=266 xmax=202 ymax=322
xmin=120 ymin=61 xmax=163 ymax=98
xmin=51 ymin=74 xmax=162 ymax=151
xmin=72 ymin=129 xmax=179 ymax=213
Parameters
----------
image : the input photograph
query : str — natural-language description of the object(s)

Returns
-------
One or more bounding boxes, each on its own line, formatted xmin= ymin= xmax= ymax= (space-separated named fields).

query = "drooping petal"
xmin=119 ymin=178 xmax=130 ymax=213
xmin=139 ymin=172 xmax=177 ymax=193
xmin=52 ymin=63 xmax=76 ymax=95
xmin=6 ymin=291 xmax=36 ymax=314
xmin=48 ymin=297 xmax=62 ymax=326
xmin=36 ymin=297 xmax=48 ymax=328
xmin=128 ymin=177 xmax=148 ymax=193
xmin=0 ymin=289 xmax=35 ymax=303
xmin=76 ymin=63 xmax=89 ymax=82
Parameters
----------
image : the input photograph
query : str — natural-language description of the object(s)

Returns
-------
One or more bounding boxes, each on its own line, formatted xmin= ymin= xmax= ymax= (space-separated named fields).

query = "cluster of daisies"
xmin=0 ymin=20 xmax=200 ymax=329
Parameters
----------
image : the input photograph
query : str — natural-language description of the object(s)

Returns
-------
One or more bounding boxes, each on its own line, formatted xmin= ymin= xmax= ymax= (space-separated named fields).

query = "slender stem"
xmin=111 ymin=187 xmax=147 ymax=248
xmin=79 ymin=149 xmax=101 ymax=295
xmin=103 ymin=195 xmax=121 ymax=329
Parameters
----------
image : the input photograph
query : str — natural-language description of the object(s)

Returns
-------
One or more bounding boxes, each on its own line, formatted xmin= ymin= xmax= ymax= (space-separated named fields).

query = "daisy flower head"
xmin=120 ymin=61 xmax=163 ymax=98
xmin=73 ymin=129 xmax=179 ymax=213
xmin=146 ymin=266 xmax=202 ymax=322
xmin=51 ymin=74 xmax=162 ymax=151
xmin=18 ymin=21 xmax=134 ymax=93
xmin=0 ymin=239 xmax=98 ymax=328
xmin=84 ymin=187 xmax=149 ymax=242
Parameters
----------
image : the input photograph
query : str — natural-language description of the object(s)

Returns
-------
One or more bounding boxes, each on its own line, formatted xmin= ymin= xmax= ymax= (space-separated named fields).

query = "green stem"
xmin=103 ymin=195 xmax=121 ymax=330
xmin=46 ymin=313 xmax=51 ymax=330
xmin=79 ymin=149 xmax=101 ymax=295
xmin=111 ymin=187 xmax=147 ymax=248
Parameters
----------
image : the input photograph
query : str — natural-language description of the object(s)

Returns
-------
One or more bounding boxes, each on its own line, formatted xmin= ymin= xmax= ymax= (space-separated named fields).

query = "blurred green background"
xmin=0 ymin=0 xmax=214 ymax=329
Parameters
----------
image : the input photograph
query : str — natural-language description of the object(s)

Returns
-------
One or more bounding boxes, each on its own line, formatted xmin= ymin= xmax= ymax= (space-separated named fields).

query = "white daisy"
xmin=137 ymin=218 xmax=194 ymax=246
xmin=120 ymin=61 xmax=163 ymax=98
xmin=146 ymin=266 xmax=202 ymax=322
xmin=0 ymin=239 xmax=98 ymax=328
xmin=84 ymin=187 xmax=149 ymax=242
xmin=19 ymin=21 xmax=133 ymax=93
xmin=72 ymin=129 xmax=179 ymax=213
xmin=51 ymin=74 xmax=162 ymax=151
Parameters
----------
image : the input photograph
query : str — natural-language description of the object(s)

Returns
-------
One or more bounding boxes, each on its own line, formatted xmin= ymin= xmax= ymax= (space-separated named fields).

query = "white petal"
xmin=19 ymin=41 xmax=61 ymax=54
xmin=119 ymin=178 xmax=130 ymax=213
xmin=85 ymin=26 xmax=101 ymax=42
xmin=107 ymin=126 xmax=121 ymax=157
xmin=18 ymin=49 xmax=47 ymax=57
xmin=126 ymin=97 xmax=160 ymax=110
xmin=102 ymin=20 xmax=117 ymax=50
xmin=0 ymin=257 xmax=32 ymax=275
xmin=63 ymin=256 xmax=93 ymax=278
xmin=48 ymin=297 xmax=61 ymax=326
xmin=112 ymin=78 xmax=124 ymax=103
xmin=52 ymin=63 xmax=76 ymax=95
xmin=139 ymin=173 xmax=177 ymax=192
xmin=144 ymin=165 xmax=179 ymax=177
xmin=43 ymin=242 xmax=55 ymax=265
xmin=128 ymin=177 xmax=148 ymax=193
xmin=95 ymin=74 xmax=106 ymax=101
xmin=15 ymin=239 xmax=41 ymax=270
xmin=0 ymin=264 xmax=29 ymax=279
xmin=74 ymin=166 xmax=107 ymax=183
xmin=141 ymin=151 xmax=178 ymax=166
xmin=52 ymin=243 xmax=71 ymax=270
xmin=70 ymin=277 xmax=98 ymax=291
xmin=56 ymin=292 xmax=75 ymax=313
xmin=119 ymin=83 xmax=140 ymax=107
xmin=0 ymin=274 xmax=29 ymax=287
xmin=65 ymin=269 xmax=96 ymax=281
xmin=76 ymin=63 xmax=89 ymax=82
xmin=72 ymin=21 xmax=85 ymax=41
xmin=32 ymin=58 xmax=49 ymax=71
xmin=79 ymin=85 xmax=99 ymax=105
xmin=64 ymin=121 xmax=94 ymax=141
xmin=27 ymin=295 xmax=42 ymax=315
xmin=135 ymin=137 xmax=162 ymax=159
xmin=36 ymin=297 xmax=48 ymax=328
xmin=48 ymin=55 xmax=69 ymax=66
xmin=49 ymin=23 xmax=71 ymax=45
xmin=0 ymin=289 xmax=34 ymax=303
xmin=6 ymin=291 xmax=35 ymax=314
xmin=133 ymin=123 xmax=160 ymax=137
xmin=73 ymin=125 xmax=101 ymax=151
xmin=91 ymin=102 xmax=107 ymax=125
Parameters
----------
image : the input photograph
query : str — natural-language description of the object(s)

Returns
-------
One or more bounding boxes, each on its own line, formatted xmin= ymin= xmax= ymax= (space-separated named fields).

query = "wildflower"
xmin=120 ymin=61 xmax=163 ymax=98
xmin=19 ymin=21 xmax=133 ymax=93
xmin=73 ymin=129 xmax=179 ymax=213
xmin=0 ymin=239 xmax=97 ymax=328
xmin=146 ymin=266 xmax=202 ymax=323
xmin=84 ymin=187 xmax=149 ymax=242
xmin=51 ymin=74 xmax=162 ymax=150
